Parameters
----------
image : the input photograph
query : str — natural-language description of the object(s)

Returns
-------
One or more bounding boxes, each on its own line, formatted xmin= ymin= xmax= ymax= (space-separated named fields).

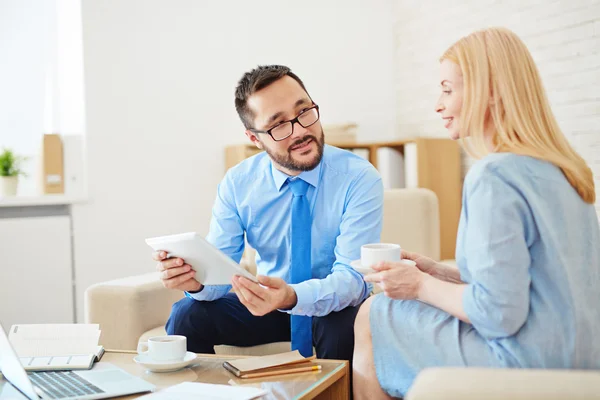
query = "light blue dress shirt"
xmin=187 ymin=144 xmax=383 ymax=316
xmin=369 ymin=152 xmax=600 ymax=397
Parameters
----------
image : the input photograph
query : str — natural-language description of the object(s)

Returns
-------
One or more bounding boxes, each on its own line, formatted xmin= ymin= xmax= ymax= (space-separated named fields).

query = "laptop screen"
xmin=0 ymin=323 xmax=38 ymax=399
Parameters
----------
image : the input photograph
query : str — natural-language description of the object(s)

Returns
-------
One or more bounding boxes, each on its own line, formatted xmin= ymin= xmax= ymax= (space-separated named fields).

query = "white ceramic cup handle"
xmin=137 ymin=341 xmax=149 ymax=355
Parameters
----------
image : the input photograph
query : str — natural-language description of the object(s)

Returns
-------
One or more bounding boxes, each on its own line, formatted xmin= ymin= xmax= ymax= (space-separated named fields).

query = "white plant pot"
xmin=0 ymin=176 xmax=19 ymax=196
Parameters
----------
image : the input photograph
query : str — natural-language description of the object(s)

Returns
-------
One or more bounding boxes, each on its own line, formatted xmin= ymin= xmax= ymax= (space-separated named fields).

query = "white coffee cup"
xmin=137 ymin=335 xmax=187 ymax=362
xmin=360 ymin=243 xmax=401 ymax=268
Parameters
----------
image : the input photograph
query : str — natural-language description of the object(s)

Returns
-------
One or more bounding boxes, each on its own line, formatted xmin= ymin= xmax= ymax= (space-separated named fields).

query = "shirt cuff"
xmin=185 ymin=290 xmax=207 ymax=301
xmin=185 ymin=285 xmax=231 ymax=301
xmin=283 ymin=282 xmax=314 ymax=316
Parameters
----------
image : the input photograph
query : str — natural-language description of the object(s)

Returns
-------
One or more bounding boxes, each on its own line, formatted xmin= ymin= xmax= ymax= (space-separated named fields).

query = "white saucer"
xmin=134 ymin=351 xmax=197 ymax=373
xmin=350 ymin=259 xmax=417 ymax=275
xmin=350 ymin=260 xmax=376 ymax=275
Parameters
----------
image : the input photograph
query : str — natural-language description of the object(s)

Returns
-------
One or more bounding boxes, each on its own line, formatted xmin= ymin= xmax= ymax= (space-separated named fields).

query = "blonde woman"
xmin=353 ymin=27 xmax=600 ymax=399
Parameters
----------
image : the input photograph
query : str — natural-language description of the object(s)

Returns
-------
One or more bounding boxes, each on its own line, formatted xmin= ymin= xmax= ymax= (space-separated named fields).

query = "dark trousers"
xmin=165 ymin=293 xmax=360 ymax=362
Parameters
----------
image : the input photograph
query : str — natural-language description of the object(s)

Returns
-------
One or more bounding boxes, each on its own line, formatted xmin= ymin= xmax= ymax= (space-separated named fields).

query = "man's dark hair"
xmin=234 ymin=65 xmax=309 ymax=130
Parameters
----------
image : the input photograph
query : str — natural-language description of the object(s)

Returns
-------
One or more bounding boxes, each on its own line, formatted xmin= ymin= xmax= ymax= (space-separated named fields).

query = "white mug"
xmin=137 ymin=335 xmax=187 ymax=362
xmin=361 ymin=243 xmax=401 ymax=268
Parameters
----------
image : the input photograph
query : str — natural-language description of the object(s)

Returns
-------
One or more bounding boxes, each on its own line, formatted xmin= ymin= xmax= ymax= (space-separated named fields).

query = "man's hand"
xmin=153 ymin=251 xmax=202 ymax=292
xmin=231 ymin=275 xmax=297 ymax=316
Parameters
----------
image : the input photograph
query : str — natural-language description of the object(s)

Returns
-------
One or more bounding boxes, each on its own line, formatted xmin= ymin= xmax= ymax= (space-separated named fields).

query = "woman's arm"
xmin=366 ymin=261 xmax=470 ymax=323
xmin=401 ymin=250 xmax=464 ymax=284
xmin=372 ymin=164 xmax=534 ymax=335
xmin=459 ymin=167 xmax=533 ymax=339
xmin=418 ymin=275 xmax=470 ymax=323
xmin=431 ymin=263 xmax=463 ymax=284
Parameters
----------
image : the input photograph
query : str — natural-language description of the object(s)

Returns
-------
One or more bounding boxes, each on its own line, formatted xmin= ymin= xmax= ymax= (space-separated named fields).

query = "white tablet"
xmin=145 ymin=232 xmax=258 ymax=286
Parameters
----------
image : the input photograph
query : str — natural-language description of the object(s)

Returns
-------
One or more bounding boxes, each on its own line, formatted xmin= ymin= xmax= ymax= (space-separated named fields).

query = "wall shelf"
xmin=0 ymin=195 xmax=86 ymax=208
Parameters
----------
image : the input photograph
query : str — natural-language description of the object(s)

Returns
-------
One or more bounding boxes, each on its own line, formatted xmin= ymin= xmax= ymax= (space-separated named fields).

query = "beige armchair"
xmin=85 ymin=188 xmax=599 ymax=399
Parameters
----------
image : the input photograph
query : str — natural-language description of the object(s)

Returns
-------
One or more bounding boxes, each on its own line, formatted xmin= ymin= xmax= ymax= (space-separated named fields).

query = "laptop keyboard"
xmin=29 ymin=371 xmax=105 ymax=399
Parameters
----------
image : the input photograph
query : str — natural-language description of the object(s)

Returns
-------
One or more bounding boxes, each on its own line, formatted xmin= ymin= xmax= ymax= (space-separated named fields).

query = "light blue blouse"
xmin=458 ymin=152 xmax=600 ymax=368
xmin=370 ymin=152 xmax=600 ymax=398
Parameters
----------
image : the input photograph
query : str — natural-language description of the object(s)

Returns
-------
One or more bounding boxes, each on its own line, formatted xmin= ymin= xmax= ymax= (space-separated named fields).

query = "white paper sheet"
xmin=9 ymin=324 xmax=101 ymax=357
xmin=139 ymin=382 xmax=267 ymax=400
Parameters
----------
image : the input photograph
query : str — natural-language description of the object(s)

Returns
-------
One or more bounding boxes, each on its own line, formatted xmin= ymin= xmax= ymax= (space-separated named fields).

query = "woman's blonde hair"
xmin=441 ymin=27 xmax=595 ymax=204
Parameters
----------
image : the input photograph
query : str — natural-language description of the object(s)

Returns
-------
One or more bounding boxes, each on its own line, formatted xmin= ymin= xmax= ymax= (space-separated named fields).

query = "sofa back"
xmin=241 ymin=188 xmax=442 ymax=275
xmin=382 ymin=188 xmax=441 ymax=261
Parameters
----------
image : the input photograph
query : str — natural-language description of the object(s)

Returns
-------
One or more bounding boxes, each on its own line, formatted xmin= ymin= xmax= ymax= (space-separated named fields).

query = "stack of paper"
xmin=9 ymin=324 xmax=104 ymax=371
xmin=139 ymin=382 xmax=267 ymax=400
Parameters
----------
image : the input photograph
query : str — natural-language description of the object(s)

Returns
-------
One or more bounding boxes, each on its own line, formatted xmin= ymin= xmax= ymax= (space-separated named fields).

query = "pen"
xmin=241 ymin=365 xmax=322 ymax=379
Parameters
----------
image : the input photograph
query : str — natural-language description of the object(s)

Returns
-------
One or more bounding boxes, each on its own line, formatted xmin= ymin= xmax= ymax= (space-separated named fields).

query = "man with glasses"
xmin=153 ymin=65 xmax=383 ymax=362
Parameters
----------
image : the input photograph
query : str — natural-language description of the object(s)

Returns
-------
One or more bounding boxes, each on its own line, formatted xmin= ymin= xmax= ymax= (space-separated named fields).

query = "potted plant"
xmin=0 ymin=148 xmax=27 ymax=196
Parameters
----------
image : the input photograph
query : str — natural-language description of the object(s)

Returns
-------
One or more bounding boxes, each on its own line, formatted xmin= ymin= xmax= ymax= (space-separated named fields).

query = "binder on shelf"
xmin=40 ymin=134 xmax=64 ymax=194
xmin=403 ymin=142 xmax=418 ymax=188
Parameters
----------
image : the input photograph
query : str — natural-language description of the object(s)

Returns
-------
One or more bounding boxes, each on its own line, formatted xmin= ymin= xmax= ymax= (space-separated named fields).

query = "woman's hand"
xmin=403 ymin=249 xmax=464 ymax=284
xmin=401 ymin=249 xmax=439 ymax=276
xmin=364 ymin=260 xmax=427 ymax=300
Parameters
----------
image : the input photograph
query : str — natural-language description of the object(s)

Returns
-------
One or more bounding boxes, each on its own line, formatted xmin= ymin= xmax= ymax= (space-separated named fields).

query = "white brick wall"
xmin=393 ymin=0 xmax=600 ymax=218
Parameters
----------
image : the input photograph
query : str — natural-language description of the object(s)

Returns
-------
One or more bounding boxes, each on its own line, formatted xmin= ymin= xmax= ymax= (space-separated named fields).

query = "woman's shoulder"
xmin=465 ymin=152 xmax=561 ymax=190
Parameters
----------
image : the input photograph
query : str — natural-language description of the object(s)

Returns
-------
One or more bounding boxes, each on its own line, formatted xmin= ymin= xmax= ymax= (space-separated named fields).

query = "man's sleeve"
xmin=186 ymin=173 xmax=245 ymax=301
xmin=287 ymin=166 xmax=384 ymax=316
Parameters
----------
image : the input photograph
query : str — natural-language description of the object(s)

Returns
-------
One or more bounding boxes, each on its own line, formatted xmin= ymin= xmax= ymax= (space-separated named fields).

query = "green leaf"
xmin=0 ymin=148 xmax=27 ymax=177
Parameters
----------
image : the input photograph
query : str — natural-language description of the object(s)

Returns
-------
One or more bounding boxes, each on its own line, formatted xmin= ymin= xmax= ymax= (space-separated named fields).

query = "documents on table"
xmin=223 ymin=350 xmax=321 ymax=378
xmin=9 ymin=324 xmax=104 ymax=371
xmin=138 ymin=382 xmax=267 ymax=400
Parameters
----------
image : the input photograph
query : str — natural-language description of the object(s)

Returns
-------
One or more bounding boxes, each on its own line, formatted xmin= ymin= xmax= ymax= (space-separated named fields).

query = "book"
xmin=8 ymin=324 xmax=104 ymax=371
xmin=223 ymin=350 xmax=320 ymax=379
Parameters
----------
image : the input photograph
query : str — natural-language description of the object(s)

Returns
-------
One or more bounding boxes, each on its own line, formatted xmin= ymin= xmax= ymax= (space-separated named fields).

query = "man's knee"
xmin=311 ymin=305 xmax=361 ymax=361
xmin=314 ymin=305 xmax=360 ymax=335
xmin=313 ymin=305 xmax=360 ymax=354
xmin=165 ymin=296 xmax=211 ymax=337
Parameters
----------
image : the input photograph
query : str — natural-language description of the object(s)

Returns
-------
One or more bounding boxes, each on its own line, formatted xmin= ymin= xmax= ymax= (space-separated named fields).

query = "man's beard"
xmin=264 ymin=131 xmax=325 ymax=172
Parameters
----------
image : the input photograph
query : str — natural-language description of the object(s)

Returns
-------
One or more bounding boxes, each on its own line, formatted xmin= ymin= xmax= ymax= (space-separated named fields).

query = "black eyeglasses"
xmin=250 ymin=104 xmax=320 ymax=142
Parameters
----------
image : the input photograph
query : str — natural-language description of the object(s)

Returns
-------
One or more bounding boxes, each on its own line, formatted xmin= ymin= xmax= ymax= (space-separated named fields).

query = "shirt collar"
xmin=271 ymin=158 xmax=322 ymax=191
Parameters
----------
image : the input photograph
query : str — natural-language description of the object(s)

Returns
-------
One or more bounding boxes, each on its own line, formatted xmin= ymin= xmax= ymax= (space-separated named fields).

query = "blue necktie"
xmin=288 ymin=178 xmax=313 ymax=357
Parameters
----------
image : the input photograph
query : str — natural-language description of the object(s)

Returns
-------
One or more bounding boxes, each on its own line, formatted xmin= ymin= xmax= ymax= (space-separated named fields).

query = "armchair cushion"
xmin=84 ymin=273 xmax=183 ymax=350
xmin=407 ymin=367 xmax=600 ymax=400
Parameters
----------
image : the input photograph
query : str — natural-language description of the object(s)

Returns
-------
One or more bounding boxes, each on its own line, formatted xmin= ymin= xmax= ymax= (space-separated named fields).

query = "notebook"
xmin=8 ymin=324 xmax=105 ymax=371
xmin=223 ymin=350 xmax=319 ymax=379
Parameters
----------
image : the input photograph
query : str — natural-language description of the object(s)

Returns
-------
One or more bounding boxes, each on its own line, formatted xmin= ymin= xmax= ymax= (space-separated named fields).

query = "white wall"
xmin=0 ymin=0 xmax=54 ymax=194
xmin=393 ymin=0 xmax=600 ymax=217
xmin=0 ymin=0 xmax=85 ymax=196
xmin=74 ymin=0 xmax=396 ymax=320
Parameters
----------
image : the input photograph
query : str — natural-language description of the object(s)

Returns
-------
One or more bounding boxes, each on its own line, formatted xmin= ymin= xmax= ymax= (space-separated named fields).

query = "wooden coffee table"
xmin=105 ymin=350 xmax=349 ymax=399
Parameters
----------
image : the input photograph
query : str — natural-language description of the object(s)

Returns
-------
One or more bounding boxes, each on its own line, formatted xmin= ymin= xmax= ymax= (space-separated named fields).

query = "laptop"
xmin=0 ymin=323 xmax=154 ymax=399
